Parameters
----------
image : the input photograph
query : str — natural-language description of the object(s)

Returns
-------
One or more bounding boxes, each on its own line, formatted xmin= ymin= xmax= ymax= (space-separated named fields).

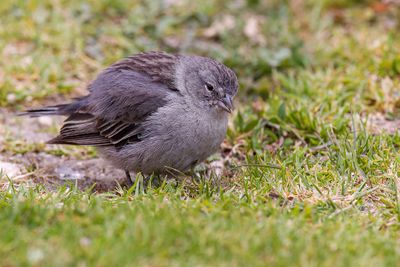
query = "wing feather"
xmin=47 ymin=51 xmax=179 ymax=147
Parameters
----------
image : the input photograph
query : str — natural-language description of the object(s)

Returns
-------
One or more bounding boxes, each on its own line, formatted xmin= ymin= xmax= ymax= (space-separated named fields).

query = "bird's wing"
xmin=48 ymin=52 xmax=180 ymax=147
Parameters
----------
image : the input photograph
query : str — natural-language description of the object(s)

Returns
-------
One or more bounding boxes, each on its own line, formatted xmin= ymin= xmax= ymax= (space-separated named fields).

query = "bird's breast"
xmin=145 ymin=99 xmax=228 ymax=156
xmin=131 ymin=98 xmax=229 ymax=173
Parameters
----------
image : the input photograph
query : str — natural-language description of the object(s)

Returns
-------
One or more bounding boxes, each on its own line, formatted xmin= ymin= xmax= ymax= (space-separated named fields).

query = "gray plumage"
xmin=22 ymin=51 xmax=238 ymax=183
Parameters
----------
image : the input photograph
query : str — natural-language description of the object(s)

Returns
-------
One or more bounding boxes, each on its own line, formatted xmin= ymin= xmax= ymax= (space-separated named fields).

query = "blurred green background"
xmin=1 ymin=0 xmax=399 ymax=110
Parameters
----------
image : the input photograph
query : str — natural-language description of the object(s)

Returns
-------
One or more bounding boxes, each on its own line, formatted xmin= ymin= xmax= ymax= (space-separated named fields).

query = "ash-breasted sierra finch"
xmin=22 ymin=51 xmax=238 ymax=186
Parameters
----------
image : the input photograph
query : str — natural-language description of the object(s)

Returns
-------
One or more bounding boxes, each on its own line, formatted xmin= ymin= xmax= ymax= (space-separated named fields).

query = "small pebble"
xmin=6 ymin=94 xmax=16 ymax=103
xmin=55 ymin=166 xmax=83 ymax=180
xmin=0 ymin=161 xmax=21 ymax=178
xmin=37 ymin=116 xmax=53 ymax=127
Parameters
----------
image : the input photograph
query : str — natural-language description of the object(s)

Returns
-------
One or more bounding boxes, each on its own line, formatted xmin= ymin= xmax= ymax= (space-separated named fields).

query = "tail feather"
xmin=20 ymin=96 xmax=112 ymax=147
xmin=19 ymin=96 xmax=88 ymax=117
xmin=18 ymin=105 xmax=69 ymax=117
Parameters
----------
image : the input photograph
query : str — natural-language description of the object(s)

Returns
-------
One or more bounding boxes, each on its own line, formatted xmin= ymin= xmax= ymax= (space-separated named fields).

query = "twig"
xmin=309 ymin=141 xmax=333 ymax=152
xmin=10 ymin=172 xmax=35 ymax=180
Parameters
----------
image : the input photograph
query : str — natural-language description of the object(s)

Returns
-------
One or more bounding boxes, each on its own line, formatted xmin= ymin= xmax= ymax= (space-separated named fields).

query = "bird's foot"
xmin=125 ymin=170 xmax=134 ymax=188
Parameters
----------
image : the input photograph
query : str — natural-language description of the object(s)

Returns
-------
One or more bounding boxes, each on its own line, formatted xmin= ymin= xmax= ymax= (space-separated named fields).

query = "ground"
xmin=1 ymin=0 xmax=400 ymax=266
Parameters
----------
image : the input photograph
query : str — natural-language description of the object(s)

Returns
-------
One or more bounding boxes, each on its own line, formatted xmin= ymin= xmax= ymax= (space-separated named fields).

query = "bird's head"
xmin=177 ymin=56 xmax=238 ymax=114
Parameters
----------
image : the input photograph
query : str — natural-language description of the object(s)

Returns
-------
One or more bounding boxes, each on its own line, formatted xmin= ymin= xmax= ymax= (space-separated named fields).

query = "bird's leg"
xmin=143 ymin=174 xmax=156 ymax=188
xmin=142 ymin=175 xmax=150 ymax=189
xmin=125 ymin=170 xmax=133 ymax=187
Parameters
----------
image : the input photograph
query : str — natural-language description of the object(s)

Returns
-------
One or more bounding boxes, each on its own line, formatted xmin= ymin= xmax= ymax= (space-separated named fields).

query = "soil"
xmin=0 ymin=108 xmax=128 ymax=191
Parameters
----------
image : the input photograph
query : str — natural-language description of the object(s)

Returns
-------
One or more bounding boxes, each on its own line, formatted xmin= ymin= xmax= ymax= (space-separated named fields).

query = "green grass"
xmin=1 ymin=0 xmax=400 ymax=266
xmin=0 ymin=184 xmax=399 ymax=267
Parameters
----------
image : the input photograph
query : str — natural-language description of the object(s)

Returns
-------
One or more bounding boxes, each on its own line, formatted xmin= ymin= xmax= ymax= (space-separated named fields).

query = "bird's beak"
xmin=218 ymin=95 xmax=233 ymax=113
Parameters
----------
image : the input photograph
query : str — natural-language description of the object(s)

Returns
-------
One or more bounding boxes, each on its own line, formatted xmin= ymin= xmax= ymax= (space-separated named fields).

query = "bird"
xmin=21 ymin=51 xmax=238 ymax=186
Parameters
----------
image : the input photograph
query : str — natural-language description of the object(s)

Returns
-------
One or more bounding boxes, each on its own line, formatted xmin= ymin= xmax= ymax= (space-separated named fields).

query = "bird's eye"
xmin=205 ymin=83 xmax=214 ymax=91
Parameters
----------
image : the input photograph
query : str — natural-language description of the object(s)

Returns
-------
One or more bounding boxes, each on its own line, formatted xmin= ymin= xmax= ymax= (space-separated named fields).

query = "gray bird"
xmin=22 ymin=51 xmax=238 ymax=186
